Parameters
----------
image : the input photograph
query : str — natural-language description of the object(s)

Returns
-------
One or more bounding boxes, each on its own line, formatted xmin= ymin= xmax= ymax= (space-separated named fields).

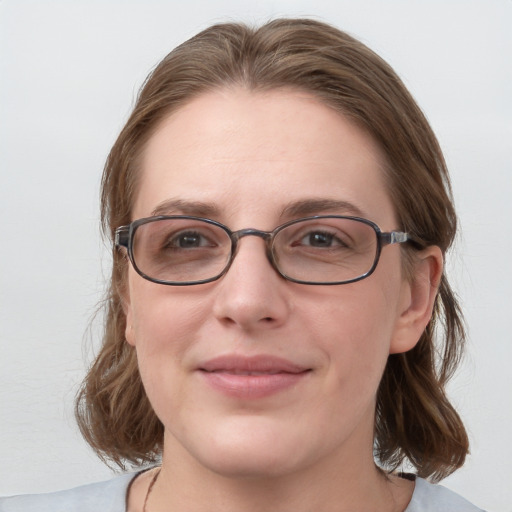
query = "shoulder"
xmin=406 ymin=477 xmax=486 ymax=512
xmin=0 ymin=473 xmax=136 ymax=512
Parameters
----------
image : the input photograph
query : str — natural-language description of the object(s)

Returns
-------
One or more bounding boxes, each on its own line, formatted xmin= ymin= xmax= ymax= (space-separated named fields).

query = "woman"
xmin=0 ymin=18 xmax=484 ymax=512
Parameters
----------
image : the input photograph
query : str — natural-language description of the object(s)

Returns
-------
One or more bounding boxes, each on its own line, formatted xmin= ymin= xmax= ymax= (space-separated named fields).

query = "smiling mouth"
xmin=205 ymin=369 xmax=295 ymax=376
xmin=198 ymin=355 xmax=311 ymax=399
xmin=199 ymin=354 xmax=309 ymax=373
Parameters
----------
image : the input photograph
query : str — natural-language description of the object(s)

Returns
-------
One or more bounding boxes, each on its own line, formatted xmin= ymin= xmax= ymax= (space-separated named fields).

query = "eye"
xmin=299 ymin=231 xmax=341 ymax=248
xmin=295 ymin=230 xmax=348 ymax=249
xmin=165 ymin=230 xmax=214 ymax=249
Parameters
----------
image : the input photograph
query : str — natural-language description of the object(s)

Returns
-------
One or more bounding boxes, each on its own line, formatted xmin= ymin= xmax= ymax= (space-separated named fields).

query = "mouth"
xmin=198 ymin=355 xmax=311 ymax=399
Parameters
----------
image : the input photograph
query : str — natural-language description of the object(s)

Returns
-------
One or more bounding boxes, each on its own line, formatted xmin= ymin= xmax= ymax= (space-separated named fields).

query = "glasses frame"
xmin=115 ymin=215 xmax=413 ymax=286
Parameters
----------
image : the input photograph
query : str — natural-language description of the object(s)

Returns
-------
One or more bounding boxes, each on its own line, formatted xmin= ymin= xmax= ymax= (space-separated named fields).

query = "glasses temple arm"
xmin=114 ymin=227 xmax=130 ymax=249
xmin=379 ymin=231 xmax=425 ymax=248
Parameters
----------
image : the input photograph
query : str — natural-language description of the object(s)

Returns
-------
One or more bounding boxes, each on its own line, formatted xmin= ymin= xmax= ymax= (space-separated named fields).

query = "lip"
xmin=198 ymin=355 xmax=311 ymax=399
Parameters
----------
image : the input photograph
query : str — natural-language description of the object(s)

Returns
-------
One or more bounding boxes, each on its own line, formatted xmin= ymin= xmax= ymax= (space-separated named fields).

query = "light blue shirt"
xmin=0 ymin=473 xmax=485 ymax=511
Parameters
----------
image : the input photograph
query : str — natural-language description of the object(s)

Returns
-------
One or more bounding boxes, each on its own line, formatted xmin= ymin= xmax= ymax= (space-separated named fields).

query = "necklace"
xmin=142 ymin=467 xmax=161 ymax=512
xmin=141 ymin=466 xmax=403 ymax=512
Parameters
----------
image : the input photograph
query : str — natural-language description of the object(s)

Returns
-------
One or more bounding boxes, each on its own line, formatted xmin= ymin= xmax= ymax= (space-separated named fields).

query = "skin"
xmin=124 ymin=88 xmax=442 ymax=512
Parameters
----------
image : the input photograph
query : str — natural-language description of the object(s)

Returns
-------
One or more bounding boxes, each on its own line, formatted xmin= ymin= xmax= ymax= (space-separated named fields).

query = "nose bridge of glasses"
xmin=231 ymin=228 xmax=273 ymax=244
xmin=229 ymin=228 xmax=276 ymax=270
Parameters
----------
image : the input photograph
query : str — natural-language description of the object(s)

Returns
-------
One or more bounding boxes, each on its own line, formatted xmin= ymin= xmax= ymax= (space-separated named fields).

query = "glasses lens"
xmin=132 ymin=218 xmax=232 ymax=283
xmin=273 ymin=217 xmax=378 ymax=283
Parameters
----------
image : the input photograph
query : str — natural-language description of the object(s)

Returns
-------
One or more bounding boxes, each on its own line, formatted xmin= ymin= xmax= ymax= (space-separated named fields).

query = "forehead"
xmin=134 ymin=88 xmax=395 ymax=227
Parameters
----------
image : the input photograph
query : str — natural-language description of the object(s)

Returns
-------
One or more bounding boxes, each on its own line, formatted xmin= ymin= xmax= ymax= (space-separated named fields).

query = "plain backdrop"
xmin=1 ymin=1 xmax=511 ymax=511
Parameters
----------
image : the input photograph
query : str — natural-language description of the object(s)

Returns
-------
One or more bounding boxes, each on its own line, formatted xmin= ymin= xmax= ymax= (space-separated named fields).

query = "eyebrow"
xmin=280 ymin=199 xmax=366 ymax=219
xmin=151 ymin=199 xmax=221 ymax=218
xmin=150 ymin=197 xmax=367 ymax=221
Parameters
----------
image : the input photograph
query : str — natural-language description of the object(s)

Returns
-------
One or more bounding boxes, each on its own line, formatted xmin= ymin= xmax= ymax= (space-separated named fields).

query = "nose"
xmin=212 ymin=236 xmax=291 ymax=331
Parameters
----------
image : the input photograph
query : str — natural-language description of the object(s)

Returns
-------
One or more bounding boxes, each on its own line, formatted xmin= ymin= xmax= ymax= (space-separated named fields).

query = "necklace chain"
xmin=141 ymin=466 xmax=403 ymax=512
xmin=142 ymin=467 xmax=161 ymax=512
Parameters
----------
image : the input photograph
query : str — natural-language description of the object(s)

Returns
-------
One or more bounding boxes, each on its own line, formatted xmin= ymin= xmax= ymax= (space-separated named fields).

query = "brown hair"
xmin=76 ymin=18 xmax=468 ymax=481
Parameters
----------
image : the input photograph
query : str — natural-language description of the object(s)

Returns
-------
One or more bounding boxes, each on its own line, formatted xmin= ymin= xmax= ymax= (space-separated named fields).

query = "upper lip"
xmin=199 ymin=355 xmax=310 ymax=375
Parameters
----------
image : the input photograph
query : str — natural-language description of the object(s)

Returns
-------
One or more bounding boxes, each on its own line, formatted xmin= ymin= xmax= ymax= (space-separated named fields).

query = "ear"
xmin=389 ymin=246 xmax=443 ymax=354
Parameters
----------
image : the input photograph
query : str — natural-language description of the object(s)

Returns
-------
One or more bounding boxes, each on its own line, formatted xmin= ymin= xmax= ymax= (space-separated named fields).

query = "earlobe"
xmin=389 ymin=246 xmax=443 ymax=354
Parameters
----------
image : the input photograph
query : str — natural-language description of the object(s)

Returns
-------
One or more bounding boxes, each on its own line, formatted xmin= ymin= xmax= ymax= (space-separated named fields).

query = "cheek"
xmin=309 ymin=281 xmax=397 ymax=346
xmin=125 ymin=276 xmax=211 ymax=401
xmin=304 ymin=277 xmax=401 ymax=390
xmin=127 ymin=268 xmax=208 ymax=346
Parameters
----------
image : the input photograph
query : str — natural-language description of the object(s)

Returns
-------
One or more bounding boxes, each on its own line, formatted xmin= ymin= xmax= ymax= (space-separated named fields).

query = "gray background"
xmin=1 ymin=1 xmax=511 ymax=511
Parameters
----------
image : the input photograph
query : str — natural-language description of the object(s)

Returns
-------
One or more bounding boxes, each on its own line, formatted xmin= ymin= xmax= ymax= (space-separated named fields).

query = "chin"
xmin=180 ymin=416 xmax=316 ymax=479
xmin=199 ymin=447 xmax=299 ymax=480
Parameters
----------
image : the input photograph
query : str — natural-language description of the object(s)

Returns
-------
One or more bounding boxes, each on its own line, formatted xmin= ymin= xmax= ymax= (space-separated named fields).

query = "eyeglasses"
xmin=115 ymin=215 xmax=412 ymax=286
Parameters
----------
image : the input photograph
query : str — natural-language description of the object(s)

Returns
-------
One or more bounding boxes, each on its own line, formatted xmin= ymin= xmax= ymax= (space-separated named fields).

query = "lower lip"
xmin=199 ymin=370 xmax=310 ymax=399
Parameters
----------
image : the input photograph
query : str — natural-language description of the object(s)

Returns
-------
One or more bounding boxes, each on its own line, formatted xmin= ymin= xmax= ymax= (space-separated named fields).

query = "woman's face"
xmin=124 ymin=88 xmax=424 ymax=478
